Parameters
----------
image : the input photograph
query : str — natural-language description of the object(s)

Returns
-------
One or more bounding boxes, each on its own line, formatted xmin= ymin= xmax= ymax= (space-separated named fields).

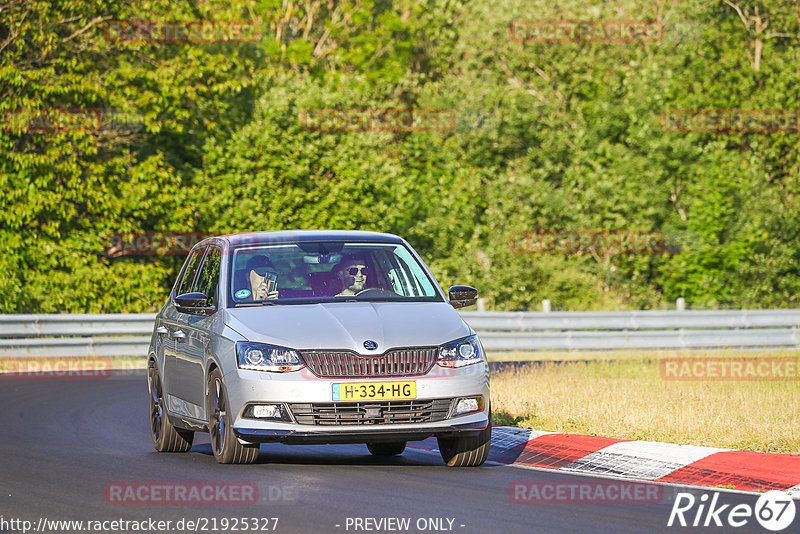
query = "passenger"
xmin=333 ymin=258 xmax=369 ymax=296
xmin=246 ymin=255 xmax=279 ymax=300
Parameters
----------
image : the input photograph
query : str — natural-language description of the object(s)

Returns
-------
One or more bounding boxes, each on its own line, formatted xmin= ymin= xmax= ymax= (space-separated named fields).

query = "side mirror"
xmin=175 ymin=292 xmax=215 ymax=315
xmin=448 ymin=285 xmax=478 ymax=309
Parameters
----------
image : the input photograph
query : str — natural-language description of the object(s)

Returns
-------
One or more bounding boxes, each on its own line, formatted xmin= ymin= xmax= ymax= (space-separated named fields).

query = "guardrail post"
xmin=542 ymin=299 xmax=551 ymax=313
xmin=476 ymin=298 xmax=486 ymax=312
xmin=676 ymin=297 xmax=686 ymax=311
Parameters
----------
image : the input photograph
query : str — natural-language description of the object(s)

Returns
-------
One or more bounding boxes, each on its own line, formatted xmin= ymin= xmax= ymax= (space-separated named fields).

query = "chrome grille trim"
xmin=300 ymin=347 xmax=437 ymax=378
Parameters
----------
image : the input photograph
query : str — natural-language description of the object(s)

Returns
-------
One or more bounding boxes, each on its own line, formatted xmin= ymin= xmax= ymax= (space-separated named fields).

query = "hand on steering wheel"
xmin=355 ymin=288 xmax=398 ymax=297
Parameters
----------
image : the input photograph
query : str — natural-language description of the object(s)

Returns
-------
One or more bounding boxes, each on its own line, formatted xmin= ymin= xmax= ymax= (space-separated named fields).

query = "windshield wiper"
xmin=234 ymin=301 xmax=278 ymax=307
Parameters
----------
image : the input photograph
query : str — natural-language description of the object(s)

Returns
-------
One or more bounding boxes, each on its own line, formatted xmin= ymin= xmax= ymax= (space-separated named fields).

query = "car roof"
xmin=211 ymin=230 xmax=405 ymax=247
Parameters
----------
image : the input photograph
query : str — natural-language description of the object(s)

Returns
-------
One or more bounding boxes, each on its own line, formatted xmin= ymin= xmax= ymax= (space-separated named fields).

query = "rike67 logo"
xmin=668 ymin=490 xmax=796 ymax=531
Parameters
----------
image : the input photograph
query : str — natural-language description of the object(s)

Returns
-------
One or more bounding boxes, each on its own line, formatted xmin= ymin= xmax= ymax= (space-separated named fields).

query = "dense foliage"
xmin=2 ymin=0 xmax=799 ymax=312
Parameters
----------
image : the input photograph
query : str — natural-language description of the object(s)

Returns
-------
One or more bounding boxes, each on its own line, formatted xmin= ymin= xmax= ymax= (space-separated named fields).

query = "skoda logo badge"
xmin=363 ymin=340 xmax=378 ymax=351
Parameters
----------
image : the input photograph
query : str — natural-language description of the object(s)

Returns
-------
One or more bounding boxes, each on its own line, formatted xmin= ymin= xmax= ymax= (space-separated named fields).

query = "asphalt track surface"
xmin=0 ymin=373 xmax=793 ymax=534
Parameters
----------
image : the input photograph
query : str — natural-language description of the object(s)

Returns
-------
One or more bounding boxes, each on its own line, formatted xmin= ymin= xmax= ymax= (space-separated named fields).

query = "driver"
xmin=246 ymin=255 xmax=279 ymax=300
xmin=333 ymin=257 xmax=369 ymax=296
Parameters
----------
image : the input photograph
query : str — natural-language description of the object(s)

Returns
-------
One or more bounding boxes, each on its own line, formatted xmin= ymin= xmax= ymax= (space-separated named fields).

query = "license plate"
xmin=332 ymin=381 xmax=416 ymax=401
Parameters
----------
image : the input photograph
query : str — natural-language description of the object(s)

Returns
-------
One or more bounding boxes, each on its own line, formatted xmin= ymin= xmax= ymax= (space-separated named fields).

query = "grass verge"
xmin=490 ymin=351 xmax=800 ymax=454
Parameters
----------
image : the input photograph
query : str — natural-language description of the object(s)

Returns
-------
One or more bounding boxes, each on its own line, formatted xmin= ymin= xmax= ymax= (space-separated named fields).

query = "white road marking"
xmin=560 ymin=440 xmax=729 ymax=480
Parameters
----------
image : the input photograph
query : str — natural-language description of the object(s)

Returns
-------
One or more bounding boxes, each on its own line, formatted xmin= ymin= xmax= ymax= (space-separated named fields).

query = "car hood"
xmin=224 ymin=301 xmax=471 ymax=354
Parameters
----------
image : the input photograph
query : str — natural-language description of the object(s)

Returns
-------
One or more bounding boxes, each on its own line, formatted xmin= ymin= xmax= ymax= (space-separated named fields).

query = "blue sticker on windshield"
xmin=235 ymin=289 xmax=251 ymax=299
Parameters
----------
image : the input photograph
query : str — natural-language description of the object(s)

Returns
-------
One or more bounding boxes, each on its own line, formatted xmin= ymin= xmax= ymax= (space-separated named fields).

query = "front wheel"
xmin=437 ymin=412 xmax=491 ymax=467
xmin=148 ymin=362 xmax=194 ymax=452
xmin=206 ymin=368 xmax=259 ymax=464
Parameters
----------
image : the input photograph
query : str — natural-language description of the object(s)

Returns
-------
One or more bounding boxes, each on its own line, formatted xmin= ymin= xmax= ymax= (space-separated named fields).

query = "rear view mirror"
xmin=448 ymin=285 xmax=478 ymax=309
xmin=175 ymin=292 xmax=215 ymax=315
xmin=303 ymin=253 xmax=342 ymax=264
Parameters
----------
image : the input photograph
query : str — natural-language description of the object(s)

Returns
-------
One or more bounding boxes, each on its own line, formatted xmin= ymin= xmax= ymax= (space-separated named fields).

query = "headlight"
xmin=237 ymin=342 xmax=304 ymax=372
xmin=437 ymin=335 xmax=484 ymax=368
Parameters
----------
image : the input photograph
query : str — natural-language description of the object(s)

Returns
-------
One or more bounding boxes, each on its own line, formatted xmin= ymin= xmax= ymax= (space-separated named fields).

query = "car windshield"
xmin=227 ymin=241 xmax=443 ymax=307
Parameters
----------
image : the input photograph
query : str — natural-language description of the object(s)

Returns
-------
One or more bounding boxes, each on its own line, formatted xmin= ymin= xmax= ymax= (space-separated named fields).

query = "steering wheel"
xmin=355 ymin=288 xmax=398 ymax=297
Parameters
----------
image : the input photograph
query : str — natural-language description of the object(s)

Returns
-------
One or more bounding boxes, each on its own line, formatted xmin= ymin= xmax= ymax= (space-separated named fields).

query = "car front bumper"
xmin=223 ymin=362 xmax=490 ymax=445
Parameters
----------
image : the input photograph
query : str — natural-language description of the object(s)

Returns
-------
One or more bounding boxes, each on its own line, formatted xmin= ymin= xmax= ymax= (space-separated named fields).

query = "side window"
xmin=390 ymin=246 xmax=436 ymax=297
xmin=177 ymin=247 xmax=206 ymax=296
xmin=195 ymin=247 xmax=221 ymax=306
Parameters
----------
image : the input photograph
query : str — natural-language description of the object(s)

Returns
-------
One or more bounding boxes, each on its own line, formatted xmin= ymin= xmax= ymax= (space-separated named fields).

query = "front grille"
xmin=288 ymin=399 xmax=453 ymax=425
xmin=300 ymin=347 xmax=437 ymax=378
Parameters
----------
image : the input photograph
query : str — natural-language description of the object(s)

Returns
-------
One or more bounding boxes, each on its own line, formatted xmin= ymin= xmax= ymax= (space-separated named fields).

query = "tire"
xmin=437 ymin=411 xmax=492 ymax=467
xmin=148 ymin=362 xmax=194 ymax=452
xmin=366 ymin=441 xmax=406 ymax=456
xmin=206 ymin=368 xmax=259 ymax=464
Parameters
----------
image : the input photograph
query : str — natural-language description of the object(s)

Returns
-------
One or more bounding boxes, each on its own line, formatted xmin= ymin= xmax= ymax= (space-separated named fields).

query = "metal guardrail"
xmin=0 ymin=310 xmax=798 ymax=357
xmin=460 ymin=310 xmax=800 ymax=331
xmin=0 ymin=314 xmax=156 ymax=338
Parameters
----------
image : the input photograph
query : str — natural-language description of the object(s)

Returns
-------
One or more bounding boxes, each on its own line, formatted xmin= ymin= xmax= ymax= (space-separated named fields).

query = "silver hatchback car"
xmin=147 ymin=230 xmax=491 ymax=466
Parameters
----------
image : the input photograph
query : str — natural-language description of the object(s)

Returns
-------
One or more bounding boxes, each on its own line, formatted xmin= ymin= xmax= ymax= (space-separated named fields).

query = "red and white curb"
xmin=410 ymin=426 xmax=800 ymax=497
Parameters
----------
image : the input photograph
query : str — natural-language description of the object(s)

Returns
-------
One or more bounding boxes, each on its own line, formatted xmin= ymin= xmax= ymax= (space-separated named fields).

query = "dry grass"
xmin=487 ymin=348 xmax=799 ymax=361
xmin=490 ymin=351 xmax=800 ymax=454
xmin=487 ymin=350 xmax=650 ymax=361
